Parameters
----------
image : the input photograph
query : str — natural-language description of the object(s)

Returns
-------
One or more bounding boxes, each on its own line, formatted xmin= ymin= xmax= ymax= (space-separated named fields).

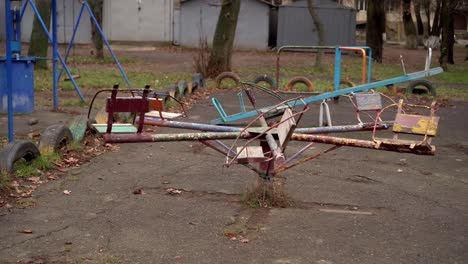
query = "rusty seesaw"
xmin=88 ymin=80 xmax=440 ymax=180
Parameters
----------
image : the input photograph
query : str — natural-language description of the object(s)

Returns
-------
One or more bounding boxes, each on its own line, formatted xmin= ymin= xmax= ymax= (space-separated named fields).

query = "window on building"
xmin=355 ymin=0 xmax=368 ymax=11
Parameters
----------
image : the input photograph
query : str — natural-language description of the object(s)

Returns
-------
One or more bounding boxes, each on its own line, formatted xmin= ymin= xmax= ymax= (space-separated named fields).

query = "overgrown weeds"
xmin=14 ymin=153 xmax=60 ymax=178
xmin=242 ymin=177 xmax=295 ymax=208
xmin=193 ymin=36 xmax=211 ymax=78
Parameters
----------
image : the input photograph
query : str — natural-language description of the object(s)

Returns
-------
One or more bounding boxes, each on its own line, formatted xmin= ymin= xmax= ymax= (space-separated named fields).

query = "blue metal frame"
xmin=24 ymin=0 xmax=85 ymax=107
xmin=4 ymin=0 xmax=130 ymax=142
xmin=5 ymin=0 xmax=14 ymax=142
xmin=58 ymin=0 xmax=131 ymax=87
xmin=333 ymin=46 xmax=372 ymax=91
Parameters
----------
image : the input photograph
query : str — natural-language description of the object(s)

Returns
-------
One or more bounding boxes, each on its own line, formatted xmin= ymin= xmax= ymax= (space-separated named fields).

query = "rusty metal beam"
xmin=290 ymin=133 xmax=435 ymax=155
xmin=104 ymin=132 xmax=250 ymax=144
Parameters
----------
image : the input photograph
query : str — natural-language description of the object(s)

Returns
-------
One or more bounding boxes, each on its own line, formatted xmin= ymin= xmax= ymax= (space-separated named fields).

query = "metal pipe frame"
xmin=143 ymin=116 xmax=389 ymax=135
xmin=275 ymin=45 xmax=372 ymax=92
xmin=291 ymin=133 xmax=435 ymax=155
xmin=338 ymin=47 xmax=367 ymax=85
xmin=23 ymin=0 xmax=86 ymax=106
xmin=5 ymin=0 xmax=14 ymax=142
xmin=57 ymin=2 xmax=86 ymax=81
xmin=82 ymin=0 xmax=131 ymax=87
xmin=103 ymin=132 xmax=249 ymax=144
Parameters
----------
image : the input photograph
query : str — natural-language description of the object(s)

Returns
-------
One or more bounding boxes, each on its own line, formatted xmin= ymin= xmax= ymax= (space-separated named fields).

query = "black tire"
xmin=0 ymin=140 xmax=41 ymax=173
xmin=406 ymin=80 xmax=436 ymax=96
xmin=253 ymin=74 xmax=277 ymax=90
xmin=284 ymin=76 xmax=314 ymax=91
xmin=162 ymin=84 xmax=179 ymax=107
xmin=38 ymin=124 xmax=73 ymax=155
xmin=216 ymin=72 xmax=241 ymax=89
xmin=192 ymin=73 xmax=206 ymax=90
xmin=176 ymin=80 xmax=189 ymax=96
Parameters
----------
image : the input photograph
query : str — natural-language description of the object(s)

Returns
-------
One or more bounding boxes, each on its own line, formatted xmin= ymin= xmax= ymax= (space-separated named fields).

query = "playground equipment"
xmin=85 ymin=81 xmax=439 ymax=180
xmin=2 ymin=0 xmax=130 ymax=143
xmin=210 ymin=48 xmax=442 ymax=125
xmin=274 ymin=45 xmax=372 ymax=92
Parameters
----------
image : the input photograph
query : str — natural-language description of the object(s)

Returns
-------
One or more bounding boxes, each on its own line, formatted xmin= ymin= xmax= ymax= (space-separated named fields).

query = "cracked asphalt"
xmin=0 ymin=90 xmax=467 ymax=263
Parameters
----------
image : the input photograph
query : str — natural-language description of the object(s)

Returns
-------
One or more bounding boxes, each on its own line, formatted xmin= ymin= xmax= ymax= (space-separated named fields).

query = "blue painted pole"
xmin=333 ymin=46 xmax=341 ymax=91
xmin=5 ymin=0 xmax=14 ymax=142
xmin=57 ymin=3 xmax=85 ymax=81
xmin=52 ymin=0 xmax=58 ymax=109
xmin=367 ymin=49 xmax=372 ymax=83
xmin=27 ymin=0 xmax=85 ymax=102
xmin=19 ymin=0 xmax=29 ymax=22
xmin=83 ymin=0 xmax=132 ymax=87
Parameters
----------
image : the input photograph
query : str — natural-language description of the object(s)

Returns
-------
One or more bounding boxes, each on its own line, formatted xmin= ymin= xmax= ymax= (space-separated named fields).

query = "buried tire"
xmin=0 ymin=140 xmax=41 ymax=173
xmin=176 ymin=80 xmax=189 ymax=96
xmin=216 ymin=72 xmax=241 ymax=89
xmin=284 ymin=76 xmax=315 ymax=92
xmin=252 ymin=74 xmax=277 ymax=90
xmin=162 ymin=84 xmax=179 ymax=107
xmin=406 ymin=80 xmax=436 ymax=96
xmin=38 ymin=125 xmax=74 ymax=155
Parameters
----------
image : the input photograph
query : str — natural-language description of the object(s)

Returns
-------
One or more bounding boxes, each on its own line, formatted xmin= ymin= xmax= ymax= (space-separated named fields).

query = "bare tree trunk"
xmin=439 ymin=0 xmax=456 ymax=68
xmin=414 ymin=0 xmax=424 ymax=44
xmin=28 ymin=0 xmax=52 ymax=69
xmin=366 ymin=0 xmax=385 ymax=63
xmin=306 ymin=0 xmax=325 ymax=68
xmin=430 ymin=0 xmax=442 ymax=36
xmin=88 ymin=0 xmax=104 ymax=59
xmin=422 ymin=0 xmax=431 ymax=36
xmin=439 ymin=0 xmax=448 ymax=68
xmin=403 ymin=0 xmax=418 ymax=49
xmin=207 ymin=0 xmax=241 ymax=78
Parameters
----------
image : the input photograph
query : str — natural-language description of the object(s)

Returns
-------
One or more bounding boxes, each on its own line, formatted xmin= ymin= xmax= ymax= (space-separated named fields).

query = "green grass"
xmin=14 ymin=161 xmax=39 ymax=178
xmin=429 ymin=62 xmax=468 ymax=84
xmin=13 ymin=153 xmax=60 ymax=178
xmin=67 ymin=56 xmax=137 ymax=65
xmin=434 ymin=86 xmax=468 ymax=99
xmin=32 ymin=54 xmax=468 ymax=100
xmin=0 ymin=172 xmax=11 ymax=190
xmin=35 ymin=68 xmax=192 ymax=91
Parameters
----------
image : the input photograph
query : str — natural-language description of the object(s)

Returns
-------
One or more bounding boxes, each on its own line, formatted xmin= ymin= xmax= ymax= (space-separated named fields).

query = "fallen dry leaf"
xmin=17 ymin=230 xmax=33 ymax=234
xmin=166 ymin=188 xmax=182 ymax=195
xmin=47 ymin=175 xmax=58 ymax=180
xmin=239 ymin=236 xmax=249 ymax=243
xmin=27 ymin=177 xmax=41 ymax=183
xmin=132 ymin=189 xmax=145 ymax=195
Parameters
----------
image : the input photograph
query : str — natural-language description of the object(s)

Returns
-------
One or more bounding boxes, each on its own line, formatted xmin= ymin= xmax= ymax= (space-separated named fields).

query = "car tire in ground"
xmin=176 ymin=80 xmax=189 ymax=96
xmin=0 ymin=140 xmax=41 ymax=173
xmin=38 ymin=124 xmax=74 ymax=155
xmin=284 ymin=76 xmax=315 ymax=92
xmin=406 ymin=80 xmax=436 ymax=96
xmin=216 ymin=72 xmax=241 ymax=89
xmin=252 ymin=74 xmax=277 ymax=90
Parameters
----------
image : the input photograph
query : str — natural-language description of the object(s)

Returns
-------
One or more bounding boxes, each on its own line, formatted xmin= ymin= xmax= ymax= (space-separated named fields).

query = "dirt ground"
xmin=0 ymin=45 xmax=467 ymax=263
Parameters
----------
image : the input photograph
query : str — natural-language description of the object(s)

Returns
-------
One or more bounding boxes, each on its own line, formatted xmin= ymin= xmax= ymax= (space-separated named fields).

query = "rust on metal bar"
xmin=105 ymin=132 xmax=249 ymax=144
xmin=291 ymin=133 xmax=435 ymax=155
